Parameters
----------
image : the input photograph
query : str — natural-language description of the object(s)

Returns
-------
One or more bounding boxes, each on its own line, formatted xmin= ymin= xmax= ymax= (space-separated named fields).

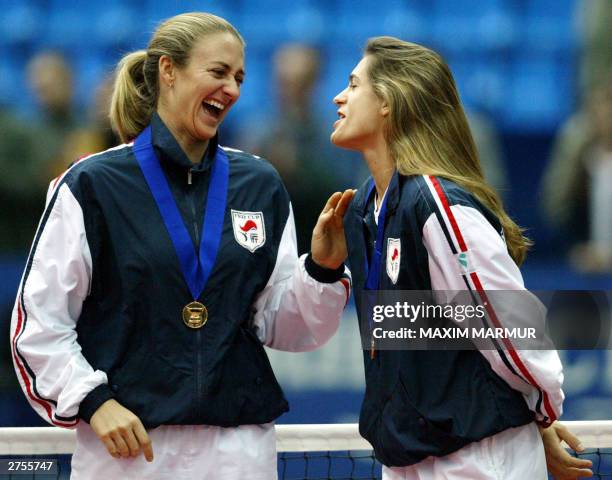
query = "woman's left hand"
xmin=311 ymin=189 xmax=356 ymax=270
xmin=541 ymin=422 xmax=593 ymax=479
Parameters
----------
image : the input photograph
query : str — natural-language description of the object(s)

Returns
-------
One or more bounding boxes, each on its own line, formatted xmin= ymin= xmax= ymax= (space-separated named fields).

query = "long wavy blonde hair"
xmin=364 ymin=36 xmax=531 ymax=265
xmin=110 ymin=12 xmax=244 ymax=142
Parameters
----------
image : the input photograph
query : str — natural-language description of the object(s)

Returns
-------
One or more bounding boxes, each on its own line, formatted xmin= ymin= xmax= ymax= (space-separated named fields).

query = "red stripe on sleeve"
xmin=340 ymin=278 xmax=351 ymax=306
xmin=429 ymin=175 xmax=556 ymax=422
xmin=469 ymin=273 xmax=556 ymax=422
xmin=11 ymin=301 xmax=78 ymax=428
xmin=429 ymin=176 xmax=468 ymax=252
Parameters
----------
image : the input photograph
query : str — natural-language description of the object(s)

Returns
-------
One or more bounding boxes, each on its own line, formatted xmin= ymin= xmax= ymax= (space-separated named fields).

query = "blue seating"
xmin=448 ymin=58 xmax=507 ymax=115
xmin=238 ymin=5 xmax=328 ymax=49
xmin=227 ymin=57 xmax=270 ymax=123
xmin=318 ymin=49 xmax=362 ymax=121
xmin=0 ymin=3 xmax=42 ymax=48
xmin=94 ymin=5 xmax=140 ymax=51
xmin=0 ymin=0 xmax=584 ymax=135
xmin=431 ymin=3 xmax=518 ymax=54
xmin=39 ymin=9 xmax=91 ymax=52
xmin=0 ymin=60 xmax=23 ymax=109
xmin=522 ymin=16 xmax=577 ymax=55
xmin=144 ymin=0 xmax=235 ymax=24
xmin=503 ymin=58 xmax=575 ymax=130
xmin=522 ymin=0 xmax=578 ymax=54
xmin=73 ymin=55 xmax=113 ymax=110
xmin=432 ymin=0 xmax=507 ymax=17
xmin=332 ymin=6 xmax=429 ymax=47
xmin=525 ymin=0 xmax=578 ymax=19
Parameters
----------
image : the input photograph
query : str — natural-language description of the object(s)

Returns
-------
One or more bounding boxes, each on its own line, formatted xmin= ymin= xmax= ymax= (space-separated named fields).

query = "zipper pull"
xmin=187 ymin=168 xmax=193 ymax=185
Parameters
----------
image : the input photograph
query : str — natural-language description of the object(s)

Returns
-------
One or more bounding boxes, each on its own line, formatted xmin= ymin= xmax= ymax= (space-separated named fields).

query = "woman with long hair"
xmin=332 ymin=36 xmax=592 ymax=479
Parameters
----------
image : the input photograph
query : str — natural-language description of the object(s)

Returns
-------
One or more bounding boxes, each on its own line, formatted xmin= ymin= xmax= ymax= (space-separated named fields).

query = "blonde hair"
xmin=110 ymin=12 xmax=244 ymax=142
xmin=364 ymin=36 xmax=531 ymax=265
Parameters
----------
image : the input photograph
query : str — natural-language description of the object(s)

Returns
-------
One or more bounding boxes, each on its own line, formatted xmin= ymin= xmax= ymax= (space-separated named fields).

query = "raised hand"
xmin=311 ymin=189 xmax=356 ymax=270
xmin=90 ymin=399 xmax=154 ymax=462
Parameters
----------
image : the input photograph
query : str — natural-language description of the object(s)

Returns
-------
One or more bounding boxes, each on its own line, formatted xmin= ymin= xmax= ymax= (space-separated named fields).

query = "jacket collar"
xmin=356 ymin=170 xmax=400 ymax=216
xmin=150 ymin=112 xmax=219 ymax=172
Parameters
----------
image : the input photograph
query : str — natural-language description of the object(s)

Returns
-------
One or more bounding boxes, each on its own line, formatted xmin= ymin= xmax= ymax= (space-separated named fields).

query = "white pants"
xmin=70 ymin=422 xmax=277 ymax=480
xmin=383 ymin=422 xmax=546 ymax=480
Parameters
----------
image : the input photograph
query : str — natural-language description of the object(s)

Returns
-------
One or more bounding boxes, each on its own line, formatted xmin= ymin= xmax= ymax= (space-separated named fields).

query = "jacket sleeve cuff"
xmin=305 ymin=252 xmax=345 ymax=283
xmin=78 ymin=384 xmax=115 ymax=423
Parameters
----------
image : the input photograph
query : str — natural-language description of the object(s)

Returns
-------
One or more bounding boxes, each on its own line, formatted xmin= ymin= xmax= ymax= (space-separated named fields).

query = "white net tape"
xmin=0 ymin=421 xmax=611 ymax=455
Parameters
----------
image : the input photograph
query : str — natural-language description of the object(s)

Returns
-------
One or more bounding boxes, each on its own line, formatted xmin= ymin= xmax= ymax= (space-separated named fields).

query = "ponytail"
xmin=110 ymin=50 xmax=155 ymax=143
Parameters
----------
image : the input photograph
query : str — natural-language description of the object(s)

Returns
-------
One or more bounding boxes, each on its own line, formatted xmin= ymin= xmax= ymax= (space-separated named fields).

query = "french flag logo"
xmin=231 ymin=210 xmax=266 ymax=252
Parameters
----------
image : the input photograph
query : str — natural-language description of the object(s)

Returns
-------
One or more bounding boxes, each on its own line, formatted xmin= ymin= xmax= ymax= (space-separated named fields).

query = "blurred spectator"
xmin=0 ymin=108 xmax=51 ymax=426
xmin=0 ymin=52 xmax=81 ymax=254
xmin=26 ymin=50 xmax=80 ymax=176
xmin=55 ymin=74 xmax=121 ymax=174
xmin=0 ymin=70 xmax=119 ymax=428
xmin=0 ymin=108 xmax=51 ymax=254
xmin=241 ymin=44 xmax=357 ymax=253
xmin=541 ymin=77 xmax=612 ymax=273
xmin=467 ymin=111 xmax=508 ymax=199
xmin=577 ymin=0 xmax=612 ymax=96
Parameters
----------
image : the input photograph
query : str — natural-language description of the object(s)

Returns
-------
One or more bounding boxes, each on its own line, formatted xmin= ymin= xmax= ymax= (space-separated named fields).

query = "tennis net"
xmin=0 ymin=421 xmax=610 ymax=479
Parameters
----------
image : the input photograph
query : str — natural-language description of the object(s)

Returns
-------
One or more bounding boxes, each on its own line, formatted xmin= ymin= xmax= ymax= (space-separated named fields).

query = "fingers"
xmin=334 ymin=189 xmax=356 ymax=218
xmin=108 ymin=423 xmax=152 ymax=460
xmin=571 ymin=466 xmax=595 ymax=478
xmin=556 ymin=424 xmax=585 ymax=452
xmin=111 ymin=430 xmax=130 ymax=458
xmin=565 ymin=456 xmax=594 ymax=469
xmin=100 ymin=434 xmax=120 ymax=459
xmin=122 ymin=426 xmax=142 ymax=457
xmin=319 ymin=189 xmax=356 ymax=223
xmin=134 ymin=420 xmax=154 ymax=462
xmin=554 ymin=466 xmax=594 ymax=479
xmin=321 ymin=192 xmax=343 ymax=215
xmin=554 ymin=446 xmax=593 ymax=469
xmin=90 ymin=399 xmax=154 ymax=462
xmin=316 ymin=192 xmax=343 ymax=229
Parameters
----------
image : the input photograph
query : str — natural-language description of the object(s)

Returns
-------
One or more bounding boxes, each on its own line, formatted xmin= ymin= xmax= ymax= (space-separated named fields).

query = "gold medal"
xmin=182 ymin=301 xmax=208 ymax=329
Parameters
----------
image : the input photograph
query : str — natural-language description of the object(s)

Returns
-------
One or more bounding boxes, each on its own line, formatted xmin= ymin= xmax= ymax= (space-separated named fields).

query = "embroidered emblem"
xmin=386 ymin=238 xmax=401 ymax=284
xmin=456 ymin=251 xmax=476 ymax=274
xmin=231 ymin=210 xmax=266 ymax=252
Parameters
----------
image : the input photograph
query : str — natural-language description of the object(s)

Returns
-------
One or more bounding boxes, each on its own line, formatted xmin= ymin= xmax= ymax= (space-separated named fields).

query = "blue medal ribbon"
xmin=363 ymin=178 xmax=391 ymax=357
xmin=364 ymin=179 xmax=389 ymax=291
xmin=133 ymin=125 xmax=228 ymax=301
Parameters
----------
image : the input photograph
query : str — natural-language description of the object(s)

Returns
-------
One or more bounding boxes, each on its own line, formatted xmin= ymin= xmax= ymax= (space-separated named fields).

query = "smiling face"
xmin=331 ymin=55 xmax=387 ymax=152
xmin=157 ymin=31 xmax=245 ymax=151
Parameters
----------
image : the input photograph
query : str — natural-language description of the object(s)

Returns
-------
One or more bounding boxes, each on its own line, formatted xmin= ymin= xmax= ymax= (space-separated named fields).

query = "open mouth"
xmin=202 ymin=99 xmax=226 ymax=119
xmin=333 ymin=111 xmax=346 ymax=129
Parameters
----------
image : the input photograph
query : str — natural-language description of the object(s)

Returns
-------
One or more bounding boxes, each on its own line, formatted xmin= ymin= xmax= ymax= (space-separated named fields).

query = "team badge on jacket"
xmin=231 ymin=210 xmax=266 ymax=252
xmin=386 ymin=238 xmax=401 ymax=284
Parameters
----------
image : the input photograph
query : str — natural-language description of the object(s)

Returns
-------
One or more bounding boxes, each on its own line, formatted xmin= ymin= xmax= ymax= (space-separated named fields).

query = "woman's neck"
xmin=362 ymin=142 xmax=394 ymax=207
xmin=157 ymin=110 xmax=209 ymax=164
xmin=181 ymin=139 xmax=209 ymax=165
